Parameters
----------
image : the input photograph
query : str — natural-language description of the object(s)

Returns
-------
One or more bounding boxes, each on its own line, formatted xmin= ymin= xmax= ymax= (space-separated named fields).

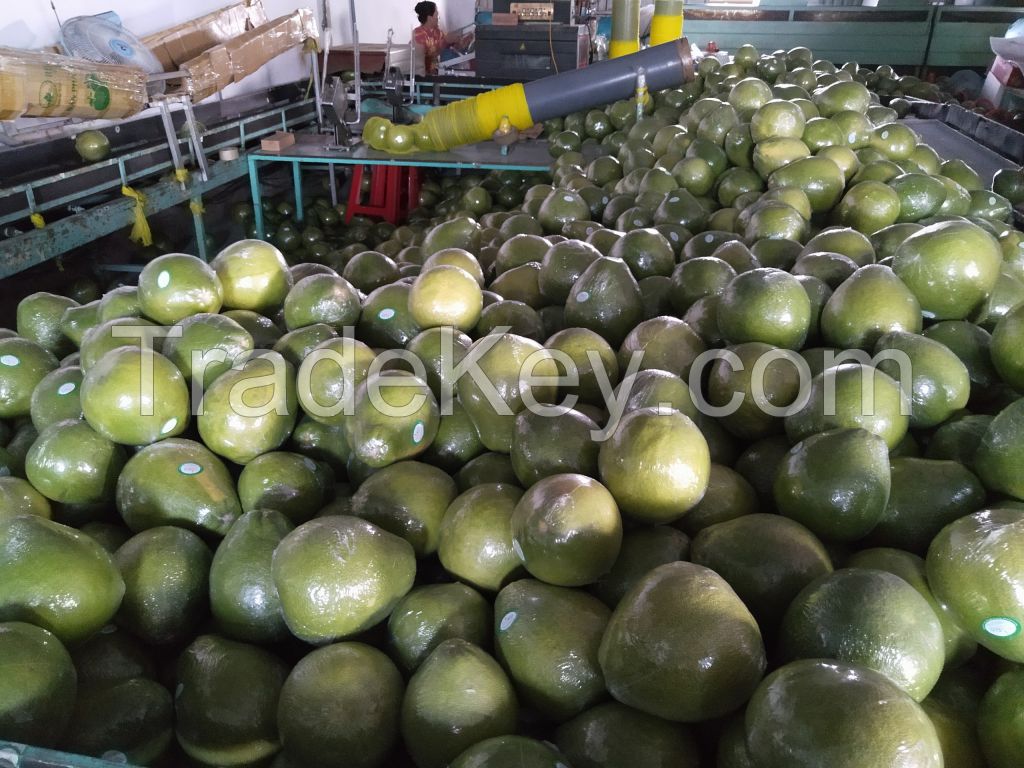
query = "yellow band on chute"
xmin=650 ymin=13 xmax=683 ymax=46
xmin=30 ymin=213 xmax=45 ymax=229
xmin=419 ymin=83 xmax=533 ymax=151
xmin=189 ymin=200 xmax=205 ymax=215
xmin=121 ymin=186 xmax=153 ymax=246
xmin=609 ymin=39 xmax=640 ymax=59
xmin=175 ymin=168 xmax=190 ymax=184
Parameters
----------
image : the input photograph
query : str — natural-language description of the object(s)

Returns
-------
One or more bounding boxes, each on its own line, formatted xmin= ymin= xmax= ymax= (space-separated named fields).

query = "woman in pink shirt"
xmin=413 ymin=1 xmax=470 ymax=75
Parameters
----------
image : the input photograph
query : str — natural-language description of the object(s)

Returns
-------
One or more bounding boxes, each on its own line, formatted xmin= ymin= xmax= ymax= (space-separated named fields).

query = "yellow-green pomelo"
xmin=278 ymin=642 xmax=404 ymax=768
xmin=598 ymin=561 xmax=766 ymax=722
xmin=927 ymin=508 xmax=1024 ymax=662
xmin=387 ymin=583 xmax=490 ymax=673
xmin=211 ymin=239 xmax=294 ymax=312
xmin=116 ymin=437 xmax=241 ymax=536
xmin=774 ymin=428 xmax=890 ymax=542
xmin=138 ymin=253 xmax=223 ymax=325
xmin=114 ymin=526 xmax=211 ymax=646
xmin=0 ymin=516 xmax=124 ymax=644
xmin=350 ymin=460 xmax=457 ymax=556
xmin=892 ymin=220 xmax=1003 ymax=320
xmin=510 ymin=473 xmax=622 ymax=587
xmin=81 ymin=347 xmax=190 ymax=446
xmin=272 ymin=515 xmax=416 ymax=643
xmin=209 ymin=509 xmax=294 ymax=644
xmin=0 ymin=621 xmax=76 ymax=747
xmin=598 ymin=407 xmax=710 ymax=524
xmin=197 ymin=352 xmax=297 ymax=465
xmin=0 ymin=336 xmax=59 ymax=418
xmin=779 ymin=567 xmax=945 ymax=701
xmin=175 ymin=634 xmax=288 ymax=767
xmin=494 ymin=578 xmax=610 ymax=720
xmin=437 ymin=483 xmax=527 ymax=592
xmin=745 ymin=659 xmax=942 ymax=768
xmin=401 ymin=639 xmax=518 ymax=768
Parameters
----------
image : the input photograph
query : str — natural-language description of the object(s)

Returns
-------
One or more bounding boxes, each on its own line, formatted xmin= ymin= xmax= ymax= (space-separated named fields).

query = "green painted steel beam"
xmin=0 ymin=158 xmax=249 ymax=279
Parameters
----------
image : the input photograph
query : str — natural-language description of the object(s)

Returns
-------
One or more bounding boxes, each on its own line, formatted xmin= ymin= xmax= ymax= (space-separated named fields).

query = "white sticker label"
xmin=577 ymin=291 xmax=590 ymax=302
xmin=57 ymin=382 xmax=76 ymax=396
xmin=848 ymin=132 xmax=857 ymax=144
xmin=990 ymin=196 xmax=997 ymax=206
xmin=880 ymin=130 xmax=889 ymax=140
xmin=178 ymin=462 xmax=203 ymax=476
xmin=670 ymin=231 xmax=679 ymax=242
xmin=0 ymin=355 xmax=18 ymax=367
xmin=563 ymin=194 xmax=575 ymax=202
xmin=512 ymin=537 xmax=525 ymax=562
xmin=303 ymin=458 xmax=318 ymax=472
xmin=156 ymin=270 xmax=171 ymax=289
xmin=161 ymin=418 xmax=178 ymax=434
xmin=378 ymin=308 xmax=396 ymax=321
xmin=499 ymin=611 xmax=517 ymax=631
xmin=982 ymin=617 xmax=1021 ymax=638
xmin=704 ymin=234 xmax=714 ymax=243
xmin=412 ymin=421 xmax=426 ymax=444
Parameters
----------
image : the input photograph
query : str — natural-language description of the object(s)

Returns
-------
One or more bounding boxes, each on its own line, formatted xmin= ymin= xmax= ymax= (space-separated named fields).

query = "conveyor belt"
xmin=904 ymin=117 xmax=1017 ymax=186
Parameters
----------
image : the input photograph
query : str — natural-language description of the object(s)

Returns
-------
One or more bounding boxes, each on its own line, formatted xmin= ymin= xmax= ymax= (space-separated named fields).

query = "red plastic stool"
xmin=344 ymin=165 xmax=421 ymax=225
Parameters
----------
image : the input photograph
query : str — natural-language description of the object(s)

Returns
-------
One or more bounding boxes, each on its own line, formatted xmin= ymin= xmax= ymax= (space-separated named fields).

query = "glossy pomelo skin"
xmin=81 ymin=347 xmax=190 ymax=447
xmin=211 ymin=240 xmax=294 ymax=312
xmin=927 ymin=508 xmax=1024 ymax=663
xmin=401 ymin=638 xmax=518 ymax=768
xmin=138 ymin=253 xmax=223 ymax=325
xmin=0 ymin=336 xmax=59 ymax=418
xmin=745 ymin=659 xmax=943 ymax=768
xmin=0 ymin=516 xmax=125 ymax=644
xmin=26 ymin=418 xmax=126 ymax=505
xmin=0 ymin=621 xmax=77 ymax=747
xmin=278 ymin=641 xmax=404 ymax=768
xmin=599 ymin=561 xmax=766 ymax=723
xmin=272 ymin=515 xmax=416 ymax=643
xmin=387 ymin=583 xmax=491 ymax=673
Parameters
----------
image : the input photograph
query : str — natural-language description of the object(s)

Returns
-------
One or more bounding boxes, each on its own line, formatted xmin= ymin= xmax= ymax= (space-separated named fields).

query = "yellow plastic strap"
xmin=189 ymin=200 xmax=205 ymax=215
xmin=30 ymin=213 xmax=45 ymax=229
xmin=174 ymin=168 xmax=190 ymax=184
xmin=121 ymin=185 xmax=153 ymax=246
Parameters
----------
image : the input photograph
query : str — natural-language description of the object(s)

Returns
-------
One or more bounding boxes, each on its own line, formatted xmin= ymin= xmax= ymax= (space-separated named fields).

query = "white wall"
xmin=0 ymin=0 xmax=476 ymax=102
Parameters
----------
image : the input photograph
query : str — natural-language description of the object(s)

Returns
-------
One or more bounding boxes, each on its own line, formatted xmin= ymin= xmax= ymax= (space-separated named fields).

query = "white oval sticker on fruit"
xmin=178 ymin=462 xmax=203 ymax=476
xmin=157 ymin=270 xmax=171 ymax=289
xmin=499 ymin=611 xmax=517 ymax=631
xmin=378 ymin=308 xmax=396 ymax=321
xmin=57 ymin=382 xmax=76 ymax=396
xmin=0 ymin=355 xmax=19 ymax=367
xmin=982 ymin=617 xmax=1021 ymax=638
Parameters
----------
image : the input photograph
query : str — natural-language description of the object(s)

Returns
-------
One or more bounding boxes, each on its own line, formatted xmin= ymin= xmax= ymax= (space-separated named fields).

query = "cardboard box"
xmin=260 ymin=131 xmax=295 ymax=152
xmin=142 ymin=1 xmax=269 ymax=72
xmin=178 ymin=9 xmax=320 ymax=102
xmin=0 ymin=47 xmax=147 ymax=120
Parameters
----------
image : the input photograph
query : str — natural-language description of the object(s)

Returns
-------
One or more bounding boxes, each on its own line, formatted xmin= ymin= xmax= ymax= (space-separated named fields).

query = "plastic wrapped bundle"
xmin=0 ymin=47 xmax=147 ymax=120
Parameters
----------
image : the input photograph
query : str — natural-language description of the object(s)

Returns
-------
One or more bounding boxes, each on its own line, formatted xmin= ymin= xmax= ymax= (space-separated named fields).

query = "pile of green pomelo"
xmin=5 ymin=42 xmax=1024 ymax=768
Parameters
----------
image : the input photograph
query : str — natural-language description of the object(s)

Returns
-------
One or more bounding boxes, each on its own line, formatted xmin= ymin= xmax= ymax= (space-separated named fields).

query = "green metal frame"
xmin=0 ymin=741 xmax=137 ymax=768
xmin=0 ymin=99 xmax=317 ymax=278
xmin=247 ymin=144 xmax=553 ymax=239
xmin=677 ymin=1 xmax=1024 ymax=70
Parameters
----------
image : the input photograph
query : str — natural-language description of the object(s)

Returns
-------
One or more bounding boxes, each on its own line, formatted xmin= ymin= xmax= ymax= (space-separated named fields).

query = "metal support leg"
xmin=311 ymin=51 xmax=325 ymax=131
xmin=192 ymin=196 xmax=208 ymax=260
xmin=249 ymin=155 xmax=265 ymax=239
xmin=329 ymin=165 xmax=339 ymax=206
xmin=157 ymin=100 xmax=187 ymax=189
xmin=182 ymin=98 xmax=210 ymax=182
xmin=293 ymin=161 xmax=304 ymax=223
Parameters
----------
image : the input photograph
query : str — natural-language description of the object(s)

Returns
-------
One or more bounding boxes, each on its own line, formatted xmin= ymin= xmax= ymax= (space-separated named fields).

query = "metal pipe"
xmin=609 ymin=0 xmax=640 ymax=59
xmin=522 ymin=38 xmax=693 ymax=123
